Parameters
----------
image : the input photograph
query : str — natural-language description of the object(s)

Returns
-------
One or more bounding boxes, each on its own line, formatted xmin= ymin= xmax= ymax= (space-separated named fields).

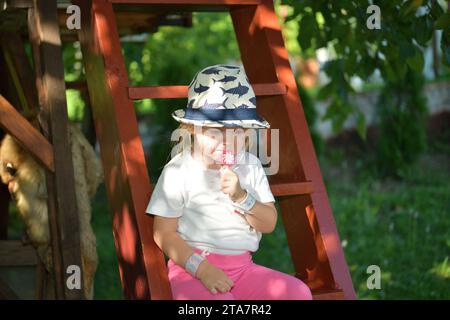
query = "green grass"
xmin=323 ymin=152 xmax=449 ymax=299
xmin=5 ymin=147 xmax=449 ymax=300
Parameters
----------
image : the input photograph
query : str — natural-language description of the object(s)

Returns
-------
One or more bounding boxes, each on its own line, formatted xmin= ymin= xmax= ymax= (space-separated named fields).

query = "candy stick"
xmin=219 ymin=149 xmax=243 ymax=214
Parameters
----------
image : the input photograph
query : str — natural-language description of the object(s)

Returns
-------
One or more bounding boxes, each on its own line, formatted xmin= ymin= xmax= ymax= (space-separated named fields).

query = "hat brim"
xmin=172 ymin=109 xmax=270 ymax=129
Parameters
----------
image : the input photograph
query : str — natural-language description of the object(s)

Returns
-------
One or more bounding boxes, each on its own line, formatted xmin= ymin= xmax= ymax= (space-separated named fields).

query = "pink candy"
xmin=221 ymin=149 xmax=235 ymax=167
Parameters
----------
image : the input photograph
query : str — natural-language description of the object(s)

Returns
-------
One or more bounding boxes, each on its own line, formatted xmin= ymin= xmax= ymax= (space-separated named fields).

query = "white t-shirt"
xmin=145 ymin=150 xmax=275 ymax=255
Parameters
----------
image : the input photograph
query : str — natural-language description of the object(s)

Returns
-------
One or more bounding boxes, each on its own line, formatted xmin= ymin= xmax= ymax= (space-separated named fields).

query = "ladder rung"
xmin=109 ymin=0 xmax=261 ymax=5
xmin=270 ymin=181 xmax=314 ymax=197
xmin=65 ymin=81 xmax=87 ymax=90
xmin=0 ymin=241 xmax=38 ymax=267
xmin=311 ymin=289 xmax=345 ymax=300
xmin=128 ymin=82 xmax=287 ymax=100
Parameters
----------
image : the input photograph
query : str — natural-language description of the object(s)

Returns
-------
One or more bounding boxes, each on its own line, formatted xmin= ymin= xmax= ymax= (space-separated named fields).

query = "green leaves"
xmin=414 ymin=15 xmax=434 ymax=46
xmin=283 ymin=0 xmax=447 ymax=141
xmin=399 ymin=0 xmax=424 ymax=19
xmin=434 ymin=12 xmax=449 ymax=30
xmin=298 ymin=13 xmax=320 ymax=50
xmin=406 ymin=47 xmax=425 ymax=72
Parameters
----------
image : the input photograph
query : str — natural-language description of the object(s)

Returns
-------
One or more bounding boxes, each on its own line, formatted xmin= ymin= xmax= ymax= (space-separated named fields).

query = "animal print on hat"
xmin=172 ymin=64 xmax=270 ymax=129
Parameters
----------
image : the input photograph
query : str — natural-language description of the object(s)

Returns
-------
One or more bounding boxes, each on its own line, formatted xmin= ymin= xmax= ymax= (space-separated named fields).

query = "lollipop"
xmin=221 ymin=149 xmax=235 ymax=167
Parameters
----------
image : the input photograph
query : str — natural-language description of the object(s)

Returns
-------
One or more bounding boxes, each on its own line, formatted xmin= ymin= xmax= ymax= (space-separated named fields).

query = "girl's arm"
xmin=153 ymin=216 xmax=195 ymax=267
xmin=242 ymin=201 xmax=277 ymax=234
xmin=153 ymin=216 xmax=234 ymax=294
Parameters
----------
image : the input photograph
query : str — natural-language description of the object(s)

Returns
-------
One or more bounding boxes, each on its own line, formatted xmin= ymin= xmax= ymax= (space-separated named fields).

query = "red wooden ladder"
xmin=76 ymin=0 xmax=356 ymax=300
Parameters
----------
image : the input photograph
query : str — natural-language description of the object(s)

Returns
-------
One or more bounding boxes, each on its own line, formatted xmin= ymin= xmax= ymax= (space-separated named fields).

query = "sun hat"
xmin=171 ymin=64 xmax=270 ymax=129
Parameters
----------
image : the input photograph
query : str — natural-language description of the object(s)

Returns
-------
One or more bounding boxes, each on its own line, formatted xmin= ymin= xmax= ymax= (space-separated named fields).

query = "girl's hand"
xmin=220 ymin=167 xmax=246 ymax=202
xmin=196 ymin=260 xmax=234 ymax=295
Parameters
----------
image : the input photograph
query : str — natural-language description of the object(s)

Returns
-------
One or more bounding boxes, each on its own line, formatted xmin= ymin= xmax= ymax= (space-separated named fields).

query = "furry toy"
xmin=0 ymin=123 xmax=103 ymax=299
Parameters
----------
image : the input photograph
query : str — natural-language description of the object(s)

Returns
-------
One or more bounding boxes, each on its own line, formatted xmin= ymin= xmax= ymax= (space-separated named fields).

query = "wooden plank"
xmin=109 ymin=0 xmax=260 ymax=5
xmin=28 ymin=5 xmax=65 ymax=300
xmin=0 ymin=95 xmax=55 ymax=172
xmin=128 ymin=82 xmax=287 ymax=100
xmin=231 ymin=1 xmax=356 ymax=299
xmin=270 ymin=181 xmax=314 ymax=197
xmin=253 ymin=82 xmax=288 ymax=96
xmin=129 ymin=85 xmax=189 ymax=99
xmin=0 ymin=240 xmax=38 ymax=266
xmin=312 ymin=289 xmax=345 ymax=300
xmin=35 ymin=259 xmax=46 ymax=299
xmin=0 ymin=33 xmax=39 ymax=115
xmin=110 ymin=0 xmax=260 ymax=13
xmin=0 ymin=6 xmax=191 ymax=41
xmin=57 ymin=10 xmax=191 ymax=39
xmin=75 ymin=0 xmax=171 ymax=300
xmin=29 ymin=0 xmax=84 ymax=300
xmin=0 ymin=0 xmax=32 ymax=10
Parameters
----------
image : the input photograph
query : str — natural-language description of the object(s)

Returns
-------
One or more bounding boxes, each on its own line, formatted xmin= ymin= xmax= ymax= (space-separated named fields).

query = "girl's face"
xmin=192 ymin=126 xmax=247 ymax=166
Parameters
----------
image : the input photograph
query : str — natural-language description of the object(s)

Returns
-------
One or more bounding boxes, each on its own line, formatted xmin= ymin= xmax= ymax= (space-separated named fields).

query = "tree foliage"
xmin=282 ymin=0 xmax=448 ymax=135
xmin=283 ymin=0 xmax=448 ymax=176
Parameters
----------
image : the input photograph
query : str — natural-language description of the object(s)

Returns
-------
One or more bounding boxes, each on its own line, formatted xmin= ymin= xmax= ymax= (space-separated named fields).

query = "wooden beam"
xmin=128 ymin=82 xmax=287 ymax=100
xmin=0 ymin=0 xmax=32 ymax=10
xmin=312 ymin=289 xmax=346 ymax=300
xmin=29 ymin=0 xmax=84 ymax=299
xmin=270 ymin=181 xmax=314 ymax=197
xmin=1 ymin=6 xmax=191 ymax=41
xmin=109 ymin=0 xmax=260 ymax=13
xmin=129 ymin=85 xmax=189 ymax=100
xmin=109 ymin=0 xmax=260 ymax=5
xmin=0 ymin=240 xmax=38 ymax=266
xmin=0 ymin=95 xmax=55 ymax=172
xmin=28 ymin=5 xmax=65 ymax=300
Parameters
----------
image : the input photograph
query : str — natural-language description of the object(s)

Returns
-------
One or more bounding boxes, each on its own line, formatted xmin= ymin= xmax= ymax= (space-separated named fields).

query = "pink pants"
xmin=167 ymin=248 xmax=312 ymax=300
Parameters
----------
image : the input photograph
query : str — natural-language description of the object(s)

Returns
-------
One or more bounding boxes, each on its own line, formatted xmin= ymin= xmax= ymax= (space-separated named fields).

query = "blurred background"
xmin=5 ymin=0 xmax=450 ymax=299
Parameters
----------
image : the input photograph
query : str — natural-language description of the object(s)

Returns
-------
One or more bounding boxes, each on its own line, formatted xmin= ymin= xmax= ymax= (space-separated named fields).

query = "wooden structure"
xmin=0 ymin=0 xmax=192 ymax=300
xmin=1 ymin=0 xmax=84 ymax=299
xmin=0 ymin=0 xmax=356 ymax=300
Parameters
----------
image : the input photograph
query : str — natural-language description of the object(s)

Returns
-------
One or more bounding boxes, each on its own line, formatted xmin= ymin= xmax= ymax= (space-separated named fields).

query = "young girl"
xmin=146 ymin=64 xmax=312 ymax=300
